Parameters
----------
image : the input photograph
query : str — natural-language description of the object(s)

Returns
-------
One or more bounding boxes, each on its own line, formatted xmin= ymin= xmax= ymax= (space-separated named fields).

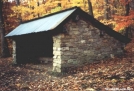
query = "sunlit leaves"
xmin=90 ymin=0 xmax=134 ymax=32
xmin=9 ymin=0 xmax=91 ymax=22
xmin=3 ymin=0 xmax=134 ymax=33
xmin=51 ymin=6 xmax=61 ymax=13
xmin=100 ymin=19 xmax=116 ymax=26
xmin=113 ymin=10 xmax=134 ymax=31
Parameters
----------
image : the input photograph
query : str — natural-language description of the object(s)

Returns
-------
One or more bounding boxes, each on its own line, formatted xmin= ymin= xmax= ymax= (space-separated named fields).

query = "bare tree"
xmin=104 ymin=0 xmax=109 ymax=19
xmin=16 ymin=0 xmax=20 ymax=5
xmin=87 ymin=0 xmax=94 ymax=17
xmin=124 ymin=0 xmax=131 ymax=38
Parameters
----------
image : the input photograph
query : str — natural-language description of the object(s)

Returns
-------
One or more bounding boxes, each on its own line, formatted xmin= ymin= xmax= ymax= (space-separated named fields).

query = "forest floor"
xmin=0 ymin=39 xmax=134 ymax=91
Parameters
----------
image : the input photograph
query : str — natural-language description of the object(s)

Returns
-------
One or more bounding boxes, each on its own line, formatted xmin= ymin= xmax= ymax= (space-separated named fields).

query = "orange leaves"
xmin=110 ymin=0 xmax=134 ymax=31
xmin=10 ymin=1 xmax=49 ymax=21
xmin=8 ymin=0 xmax=88 ymax=22
xmin=113 ymin=10 xmax=134 ymax=31
xmin=4 ymin=0 xmax=134 ymax=33
xmin=114 ymin=21 xmax=132 ymax=31
xmin=120 ymin=0 xmax=131 ymax=5
xmin=89 ymin=0 xmax=134 ymax=32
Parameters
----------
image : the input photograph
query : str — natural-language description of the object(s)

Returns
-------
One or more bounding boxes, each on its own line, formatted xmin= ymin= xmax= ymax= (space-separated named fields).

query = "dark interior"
xmin=15 ymin=32 xmax=53 ymax=64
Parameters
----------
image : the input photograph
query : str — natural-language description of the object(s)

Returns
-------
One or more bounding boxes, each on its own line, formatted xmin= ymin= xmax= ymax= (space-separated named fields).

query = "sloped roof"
xmin=5 ymin=6 xmax=131 ymax=43
xmin=5 ymin=8 xmax=76 ymax=37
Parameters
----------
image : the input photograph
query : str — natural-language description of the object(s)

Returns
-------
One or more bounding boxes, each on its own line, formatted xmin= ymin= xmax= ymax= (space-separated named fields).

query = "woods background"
xmin=0 ymin=0 xmax=134 ymax=57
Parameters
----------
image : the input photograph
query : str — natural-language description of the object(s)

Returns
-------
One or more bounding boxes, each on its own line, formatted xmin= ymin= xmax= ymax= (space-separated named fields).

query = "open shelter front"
xmin=13 ymin=32 xmax=53 ymax=64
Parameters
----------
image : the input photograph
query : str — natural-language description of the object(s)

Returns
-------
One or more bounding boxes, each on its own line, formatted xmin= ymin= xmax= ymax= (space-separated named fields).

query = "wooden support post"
xmin=12 ymin=40 xmax=17 ymax=64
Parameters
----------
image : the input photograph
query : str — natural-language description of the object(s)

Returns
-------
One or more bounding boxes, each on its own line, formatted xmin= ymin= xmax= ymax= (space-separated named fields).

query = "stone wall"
xmin=53 ymin=18 xmax=124 ymax=72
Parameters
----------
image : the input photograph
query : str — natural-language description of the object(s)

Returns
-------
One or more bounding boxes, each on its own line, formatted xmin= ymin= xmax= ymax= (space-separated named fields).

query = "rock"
xmin=86 ymin=88 xmax=95 ymax=91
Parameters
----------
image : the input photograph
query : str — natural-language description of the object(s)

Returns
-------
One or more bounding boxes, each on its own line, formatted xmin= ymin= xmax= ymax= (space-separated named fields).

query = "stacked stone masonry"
xmin=53 ymin=18 xmax=124 ymax=72
xmin=12 ymin=40 xmax=17 ymax=64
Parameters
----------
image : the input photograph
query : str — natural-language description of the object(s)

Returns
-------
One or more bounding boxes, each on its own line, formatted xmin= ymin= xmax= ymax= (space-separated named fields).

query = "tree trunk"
xmin=124 ymin=0 xmax=131 ymax=38
xmin=125 ymin=1 xmax=130 ymax=16
xmin=37 ymin=1 xmax=40 ymax=17
xmin=16 ymin=0 xmax=22 ymax=23
xmin=87 ymin=0 xmax=94 ymax=17
xmin=16 ymin=0 xmax=20 ymax=5
xmin=104 ymin=0 xmax=109 ymax=19
xmin=0 ymin=1 xmax=10 ymax=57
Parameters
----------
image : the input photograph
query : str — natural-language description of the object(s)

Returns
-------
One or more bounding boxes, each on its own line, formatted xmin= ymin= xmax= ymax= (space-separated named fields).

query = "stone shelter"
xmin=5 ymin=7 xmax=131 ymax=72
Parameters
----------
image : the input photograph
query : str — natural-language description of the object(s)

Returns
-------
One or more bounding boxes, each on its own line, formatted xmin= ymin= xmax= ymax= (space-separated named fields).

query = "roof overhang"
xmin=5 ymin=7 xmax=77 ymax=37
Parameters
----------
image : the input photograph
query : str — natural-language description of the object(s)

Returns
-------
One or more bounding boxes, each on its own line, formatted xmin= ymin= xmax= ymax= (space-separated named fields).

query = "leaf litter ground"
xmin=0 ymin=39 xmax=134 ymax=91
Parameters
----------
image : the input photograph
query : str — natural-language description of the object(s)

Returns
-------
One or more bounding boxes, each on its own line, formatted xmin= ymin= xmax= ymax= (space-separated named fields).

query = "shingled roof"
xmin=5 ymin=6 xmax=131 ymax=43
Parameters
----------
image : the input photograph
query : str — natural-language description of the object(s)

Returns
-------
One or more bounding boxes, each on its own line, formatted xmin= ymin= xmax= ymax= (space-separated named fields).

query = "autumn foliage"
xmin=113 ymin=0 xmax=134 ymax=31
xmin=113 ymin=12 xmax=134 ymax=31
xmin=3 ymin=0 xmax=134 ymax=34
